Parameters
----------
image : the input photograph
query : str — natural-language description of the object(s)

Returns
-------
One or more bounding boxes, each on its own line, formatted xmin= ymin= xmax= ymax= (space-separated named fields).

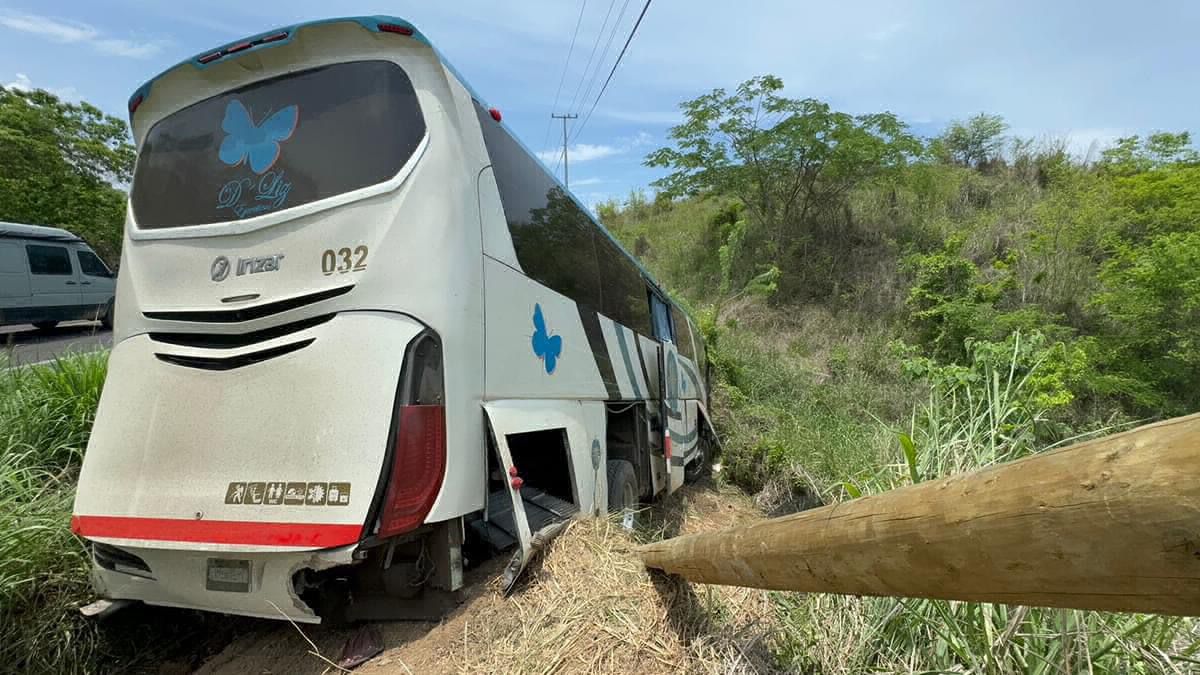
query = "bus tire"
xmin=685 ymin=427 xmax=714 ymax=483
xmin=606 ymin=459 xmax=638 ymax=513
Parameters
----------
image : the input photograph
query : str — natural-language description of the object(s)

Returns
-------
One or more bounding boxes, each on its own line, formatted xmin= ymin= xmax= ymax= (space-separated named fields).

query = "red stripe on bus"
xmin=71 ymin=515 xmax=363 ymax=548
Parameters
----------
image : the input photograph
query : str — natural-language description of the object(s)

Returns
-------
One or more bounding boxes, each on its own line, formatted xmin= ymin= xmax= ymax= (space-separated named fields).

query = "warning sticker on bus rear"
xmin=224 ymin=481 xmax=350 ymax=506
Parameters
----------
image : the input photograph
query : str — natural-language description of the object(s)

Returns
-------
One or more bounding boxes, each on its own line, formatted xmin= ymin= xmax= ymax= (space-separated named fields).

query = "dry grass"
xmin=200 ymin=482 xmax=786 ymax=675
xmin=370 ymin=482 xmax=781 ymax=675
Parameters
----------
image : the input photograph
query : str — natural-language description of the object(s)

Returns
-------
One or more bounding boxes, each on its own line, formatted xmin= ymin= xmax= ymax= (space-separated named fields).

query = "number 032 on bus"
xmin=71 ymin=15 xmax=718 ymax=623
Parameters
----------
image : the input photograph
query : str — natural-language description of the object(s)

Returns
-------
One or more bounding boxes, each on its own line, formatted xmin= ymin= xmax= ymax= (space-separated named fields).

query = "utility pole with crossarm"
xmin=551 ymin=112 xmax=578 ymax=188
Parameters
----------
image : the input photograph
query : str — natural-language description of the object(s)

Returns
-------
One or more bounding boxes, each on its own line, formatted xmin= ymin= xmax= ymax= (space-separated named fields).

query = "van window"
xmin=26 ymin=245 xmax=73 ymax=275
xmin=131 ymin=60 xmax=426 ymax=228
xmin=77 ymin=250 xmax=113 ymax=277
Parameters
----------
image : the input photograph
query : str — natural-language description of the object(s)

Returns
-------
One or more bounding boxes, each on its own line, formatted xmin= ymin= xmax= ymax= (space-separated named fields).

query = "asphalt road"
xmin=1 ymin=321 xmax=112 ymax=367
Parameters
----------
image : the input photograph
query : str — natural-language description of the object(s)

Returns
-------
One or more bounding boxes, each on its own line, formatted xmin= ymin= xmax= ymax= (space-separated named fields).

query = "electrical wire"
xmin=571 ymin=0 xmax=654 ymax=145
xmin=540 ymin=0 xmax=590 ymax=162
xmin=572 ymin=0 xmax=634 ymax=134
xmin=553 ymin=0 xmax=621 ymax=176
xmin=565 ymin=0 xmax=619 ymax=117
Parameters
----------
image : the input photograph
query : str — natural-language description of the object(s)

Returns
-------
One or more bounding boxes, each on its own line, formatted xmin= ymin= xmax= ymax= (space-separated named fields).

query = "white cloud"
xmin=537 ymin=142 xmax=621 ymax=164
xmin=6 ymin=73 xmax=33 ymax=91
xmin=866 ymin=22 xmax=906 ymax=42
xmin=625 ymin=131 xmax=654 ymax=148
xmin=1009 ymin=127 xmax=1131 ymax=162
xmin=571 ymin=177 xmax=606 ymax=186
xmin=536 ymin=131 xmax=655 ymax=165
xmin=0 ymin=10 xmax=164 ymax=58
xmin=598 ymin=109 xmax=684 ymax=125
xmin=95 ymin=38 xmax=166 ymax=58
xmin=4 ymin=72 xmax=79 ymax=100
xmin=0 ymin=13 xmax=97 ymax=42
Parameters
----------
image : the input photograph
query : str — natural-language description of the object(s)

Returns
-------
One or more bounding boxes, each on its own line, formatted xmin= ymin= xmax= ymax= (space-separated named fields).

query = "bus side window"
xmin=475 ymin=103 xmax=602 ymax=311
xmin=649 ymin=293 xmax=673 ymax=342
xmin=595 ymin=236 xmax=652 ymax=337
xmin=690 ymin=318 xmax=706 ymax=368
xmin=670 ymin=305 xmax=695 ymax=362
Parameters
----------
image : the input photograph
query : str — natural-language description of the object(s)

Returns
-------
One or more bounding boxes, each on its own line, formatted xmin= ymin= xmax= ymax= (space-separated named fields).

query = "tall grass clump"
xmin=773 ymin=336 xmax=1200 ymax=673
xmin=0 ymin=352 xmax=108 ymax=673
xmin=702 ymin=301 xmax=916 ymax=511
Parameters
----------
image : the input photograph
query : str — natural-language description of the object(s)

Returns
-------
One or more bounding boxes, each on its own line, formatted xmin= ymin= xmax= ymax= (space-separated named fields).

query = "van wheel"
xmin=100 ymin=300 xmax=114 ymax=330
xmin=32 ymin=320 xmax=58 ymax=331
xmin=606 ymin=460 xmax=638 ymax=515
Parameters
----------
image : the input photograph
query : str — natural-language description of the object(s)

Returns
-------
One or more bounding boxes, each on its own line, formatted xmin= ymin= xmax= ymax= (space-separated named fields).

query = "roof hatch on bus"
xmin=130 ymin=60 xmax=426 ymax=229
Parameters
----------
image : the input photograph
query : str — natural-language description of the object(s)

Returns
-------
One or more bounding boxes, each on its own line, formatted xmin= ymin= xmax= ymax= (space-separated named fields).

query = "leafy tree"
xmin=1091 ymin=231 xmax=1200 ymax=413
xmin=0 ymin=86 xmax=134 ymax=262
xmin=1100 ymin=132 xmax=1200 ymax=175
xmin=933 ymin=113 xmax=1008 ymax=168
xmin=645 ymin=75 xmax=920 ymax=289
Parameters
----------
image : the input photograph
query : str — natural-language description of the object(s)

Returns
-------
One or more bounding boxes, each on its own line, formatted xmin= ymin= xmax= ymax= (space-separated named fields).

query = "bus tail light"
xmin=377 ymin=332 xmax=445 ymax=538
xmin=378 ymin=404 xmax=446 ymax=538
xmin=378 ymin=23 xmax=414 ymax=36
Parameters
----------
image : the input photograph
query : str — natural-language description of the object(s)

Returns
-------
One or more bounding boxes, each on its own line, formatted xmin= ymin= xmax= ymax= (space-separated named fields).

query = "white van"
xmin=0 ymin=222 xmax=116 ymax=330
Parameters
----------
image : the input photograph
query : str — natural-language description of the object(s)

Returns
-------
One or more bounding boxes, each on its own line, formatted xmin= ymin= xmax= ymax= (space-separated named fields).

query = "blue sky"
xmin=3 ymin=1 xmax=1198 ymax=208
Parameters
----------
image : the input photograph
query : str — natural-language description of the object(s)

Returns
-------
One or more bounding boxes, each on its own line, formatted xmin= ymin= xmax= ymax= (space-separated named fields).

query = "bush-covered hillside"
xmin=600 ymin=75 xmax=1200 ymax=672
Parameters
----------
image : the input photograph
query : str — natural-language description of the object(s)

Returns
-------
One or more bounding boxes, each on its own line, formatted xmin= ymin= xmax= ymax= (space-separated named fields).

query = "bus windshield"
xmin=130 ymin=60 xmax=426 ymax=229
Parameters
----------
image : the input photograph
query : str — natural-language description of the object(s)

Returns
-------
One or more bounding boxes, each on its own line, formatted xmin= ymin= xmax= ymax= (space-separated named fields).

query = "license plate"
xmin=206 ymin=558 xmax=251 ymax=593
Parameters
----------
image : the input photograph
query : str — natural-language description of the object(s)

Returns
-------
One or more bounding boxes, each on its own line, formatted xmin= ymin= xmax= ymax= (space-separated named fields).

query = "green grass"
xmin=0 ymin=351 xmax=109 ymax=672
xmin=706 ymin=303 xmax=912 ymax=506
xmin=704 ymin=314 xmax=1200 ymax=673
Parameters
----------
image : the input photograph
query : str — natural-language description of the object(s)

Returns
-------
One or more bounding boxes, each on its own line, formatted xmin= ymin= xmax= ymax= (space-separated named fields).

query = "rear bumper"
xmin=72 ymin=515 xmax=362 ymax=550
xmin=90 ymin=542 xmax=356 ymax=623
xmin=73 ymin=311 xmax=426 ymax=551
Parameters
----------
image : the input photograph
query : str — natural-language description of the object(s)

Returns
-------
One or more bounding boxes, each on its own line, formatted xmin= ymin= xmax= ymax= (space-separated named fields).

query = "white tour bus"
xmin=0 ymin=222 xmax=116 ymax=330
xmin=72 ymin=15 xmax=717 ymax=623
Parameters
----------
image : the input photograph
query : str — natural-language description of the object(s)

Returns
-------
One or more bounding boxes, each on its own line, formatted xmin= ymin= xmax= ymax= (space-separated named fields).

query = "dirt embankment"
xmin=194 ymin=480 xmax=780 ymax=674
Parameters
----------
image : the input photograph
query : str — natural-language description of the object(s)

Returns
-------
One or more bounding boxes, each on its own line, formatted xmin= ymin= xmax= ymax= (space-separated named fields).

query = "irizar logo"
xmin=211 ymin=253 xmax=285 ymax=282
xmin=236 ymin=254 xmax=285 ymax=276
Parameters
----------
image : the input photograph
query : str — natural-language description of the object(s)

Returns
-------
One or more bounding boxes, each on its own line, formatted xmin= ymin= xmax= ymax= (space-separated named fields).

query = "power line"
xmin=571 ymin=0 xmax=653 ymax=145
xmin=572 ymin=0 xmax=633 ymax=129
xmin=539 ymin=0 xmax=590 ymax=161
xmin=563 ymin=0 xmax=619 ymax=126
xmin=555 ymin=0 xmax=620 ymax=176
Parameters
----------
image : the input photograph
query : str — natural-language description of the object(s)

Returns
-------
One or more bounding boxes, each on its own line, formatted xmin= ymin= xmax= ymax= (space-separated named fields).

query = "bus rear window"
xmin=131 ymin=60 xmax=426 ymax=229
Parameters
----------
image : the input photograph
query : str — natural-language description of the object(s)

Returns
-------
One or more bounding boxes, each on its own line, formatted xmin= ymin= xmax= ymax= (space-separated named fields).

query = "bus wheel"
xmin=607 ymin=460 xmax=638 ymax=528
xmin=685 ymin=433 xmax=713 ymax=483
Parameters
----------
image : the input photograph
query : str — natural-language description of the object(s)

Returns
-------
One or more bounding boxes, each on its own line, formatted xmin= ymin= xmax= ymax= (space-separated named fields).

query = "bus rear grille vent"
xmin=155 ymin=338 xmax=314 ymax=371
xmin=149 ymin=313 xmax=334 ymax=349
xmin=92 ymin=542 xmax=155 ymax=580
xmin=143 ymin=285 xmax=353 ymax=323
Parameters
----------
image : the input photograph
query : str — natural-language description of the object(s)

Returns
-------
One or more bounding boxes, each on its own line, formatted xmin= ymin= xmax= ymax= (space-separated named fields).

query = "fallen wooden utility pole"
xmin=638 ymin=413 xmax=1200 ymax=616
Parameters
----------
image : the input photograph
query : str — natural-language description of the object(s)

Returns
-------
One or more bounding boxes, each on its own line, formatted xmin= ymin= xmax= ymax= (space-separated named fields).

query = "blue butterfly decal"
xmin=218 ymin=100 xmax=298 ymax=174
xmin=531 ymin=303 xmax=563 ymax=374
